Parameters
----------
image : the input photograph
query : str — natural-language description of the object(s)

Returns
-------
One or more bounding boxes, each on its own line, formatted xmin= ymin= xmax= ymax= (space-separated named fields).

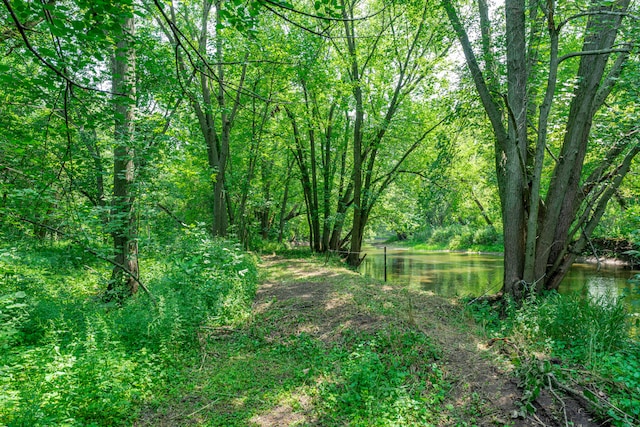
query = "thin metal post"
xmin=384 ymin=246 xmax=387 ymax=282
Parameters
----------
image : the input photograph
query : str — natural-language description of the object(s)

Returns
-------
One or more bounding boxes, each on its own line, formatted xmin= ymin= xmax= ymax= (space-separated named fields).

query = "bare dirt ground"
xmin=251 ymin=256 xmax=601 ymax=427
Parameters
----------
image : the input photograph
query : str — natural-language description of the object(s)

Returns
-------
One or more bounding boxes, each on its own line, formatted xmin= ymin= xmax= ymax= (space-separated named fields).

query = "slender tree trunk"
xmin=109 ymin=11 xmax=138 ymax=297
xmin=341 ymin=0 xmax=365 ymax=266
xmin=329 ymin=114 xmax=352 ymax=252
xmin=321 ymin=104 xmax=336 ymax=252
xmin=278 ymin=155 xmax=295 ymax=243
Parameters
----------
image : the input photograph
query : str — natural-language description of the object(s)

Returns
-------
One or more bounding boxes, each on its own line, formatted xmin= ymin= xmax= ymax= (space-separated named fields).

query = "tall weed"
xmin=0 ymin=232 xmax=258 ymax=426
xmin=469 ymin=291 xmax=638 ymax=425
xmin=510 ymin=292 xmax=629 ymax=362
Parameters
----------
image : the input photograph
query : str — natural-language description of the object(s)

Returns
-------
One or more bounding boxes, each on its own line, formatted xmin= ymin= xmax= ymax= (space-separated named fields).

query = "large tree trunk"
xmin=444 ymin=0 xmax=634 ymax=299
xmin=500 ymin=0 xmax=528 ymax=299
xmin=534 ymin=0 xmax=630 ymax=289
xmin=109 ymin=11 xmax=138 ymax=298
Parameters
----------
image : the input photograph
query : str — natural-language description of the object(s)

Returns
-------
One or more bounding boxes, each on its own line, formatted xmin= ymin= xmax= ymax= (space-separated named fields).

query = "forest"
xmin=1 ymin=0 xmax=639 ymax=425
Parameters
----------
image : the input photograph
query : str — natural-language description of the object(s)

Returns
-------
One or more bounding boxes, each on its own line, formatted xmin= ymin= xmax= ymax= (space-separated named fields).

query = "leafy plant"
xmin=469 ymin=291 xmax=639 ymax=425
xmin=0 ymin=234 xmax=258 ymax=426
xmin=317 ymin=328 xmax=446 ymax=425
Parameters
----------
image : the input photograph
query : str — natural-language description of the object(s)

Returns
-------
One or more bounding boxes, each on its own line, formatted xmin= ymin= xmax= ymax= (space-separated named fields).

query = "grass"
xmin=466 ymin=292 xmax=640 ymax=426
xmin=1 ymin=236 xmax=456 ymax=426
xmin=0 ymin=232 xmax=258 ymax=426
xmin=167 ymin=326 xmax=446 ymax=426
xmin=7 ymin=232 xmax=636 ymax=426
xmin=141 ymin=256 xmax=452 ymax=426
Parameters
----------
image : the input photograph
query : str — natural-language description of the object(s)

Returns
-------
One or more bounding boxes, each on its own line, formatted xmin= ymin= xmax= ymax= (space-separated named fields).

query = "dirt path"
xmin=254 ymin=256 xmax=600 ymax=427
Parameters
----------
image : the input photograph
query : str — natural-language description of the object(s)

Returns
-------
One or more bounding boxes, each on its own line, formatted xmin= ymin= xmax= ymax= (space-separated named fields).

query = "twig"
xmin=467 ymin=282 xmax=503 ymax=305
xmin=168 ymin=398 xmax=221 ymax=421
xmin=582 ymin=224 xmax=601 ymax=272
xmin=547 ymin=374 xmax=569 ymax=427
xmin=531 ymin=413 xmax=549 ymax=426
xmin=157 ymin=203 xmax=189 ymax=228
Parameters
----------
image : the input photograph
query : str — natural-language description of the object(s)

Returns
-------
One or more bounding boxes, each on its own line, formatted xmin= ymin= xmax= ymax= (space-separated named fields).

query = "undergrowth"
xmin=180 ymin=322 xmax=448 ymax=426
xmin=394 ymin=224 xmax=504 ymax=253
xmin=0 ymin=230 xmax=258 ymax=426
xmin=467 ymin=291 xmax=640 ymax=426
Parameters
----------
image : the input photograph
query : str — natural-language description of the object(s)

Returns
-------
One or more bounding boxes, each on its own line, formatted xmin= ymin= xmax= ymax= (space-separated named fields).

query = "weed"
xmin=0 ymin=231 xmax=258 ymax=426
xmin=316 ymin=327 xmax=446 ymax=426
xmin=468 ymin=291 xmax=639 ymax=426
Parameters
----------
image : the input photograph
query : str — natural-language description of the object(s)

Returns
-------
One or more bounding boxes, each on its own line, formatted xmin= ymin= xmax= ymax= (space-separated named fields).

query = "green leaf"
xmin=583 ymin=389 xmax=597 ymax=403
xmin=71 ymin=21 xmax=85 ymax=31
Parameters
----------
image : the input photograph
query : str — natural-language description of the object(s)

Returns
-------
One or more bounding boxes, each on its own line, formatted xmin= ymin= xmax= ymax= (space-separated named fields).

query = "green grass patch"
xmin=166 ymin=323 xmax=447 ymax=426
xmin=0 ymin=232 xmax=258 ymax=426
xmin=466 ymin=292 xmax=640 ymax=425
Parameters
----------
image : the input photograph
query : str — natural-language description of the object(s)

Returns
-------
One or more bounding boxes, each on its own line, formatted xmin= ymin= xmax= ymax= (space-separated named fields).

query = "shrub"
xmin=0 ymin=232 xmax=258 ymax=426
xmin=449 ymin=230 xmax=475 ymax=250
xmin=472 ymin=226 xmax=501 ymax=246
xmin=428 ymin=225 xmax=464 ymax=245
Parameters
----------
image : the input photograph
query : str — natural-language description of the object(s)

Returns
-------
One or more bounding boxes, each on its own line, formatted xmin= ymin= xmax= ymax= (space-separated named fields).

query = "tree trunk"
xmin=444 ymin=0 xmax=634 ymax=299
xmin=109 ymin=10 xmax=138 ymax=298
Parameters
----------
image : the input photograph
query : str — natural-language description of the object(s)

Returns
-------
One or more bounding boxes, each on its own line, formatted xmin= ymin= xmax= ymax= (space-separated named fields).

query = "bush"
xmin=428 ymin=225 xmax=464 ymax=246
xmin=472 ymin=226 xmax=500 ymax=246
xmin=449 ymin=230 xmax=475 ymax=250
xmin=410 ymin=224 xmax=503 ymax=251
xmin=0 ymin=232 xmax=258 ymax=426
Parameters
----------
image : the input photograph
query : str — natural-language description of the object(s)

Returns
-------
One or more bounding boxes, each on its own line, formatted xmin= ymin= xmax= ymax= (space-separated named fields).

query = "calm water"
xmin=359 ymin=248 xmax=640 ymax=315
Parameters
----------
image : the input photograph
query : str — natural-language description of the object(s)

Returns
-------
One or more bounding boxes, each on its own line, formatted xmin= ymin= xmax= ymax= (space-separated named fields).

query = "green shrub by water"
xmin=467 ymin=291 xmax=639 ymax=425
xmin=402 ymin=224 xmax=503 ymax=252
xmin=0 ymin=232 xmax=258 ymax=426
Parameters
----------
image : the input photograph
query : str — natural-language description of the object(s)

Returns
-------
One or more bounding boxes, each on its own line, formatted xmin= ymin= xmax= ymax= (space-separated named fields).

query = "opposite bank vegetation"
xmin=1 ymin=234 xmax=639 ymax=426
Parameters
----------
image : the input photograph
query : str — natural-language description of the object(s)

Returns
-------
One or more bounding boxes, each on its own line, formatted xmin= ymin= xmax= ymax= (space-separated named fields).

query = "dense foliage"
xmin=468 ymin=292 xmax=640 ymax=425
xmin=1 ymin=0 xmax=639 ymax=424
xmin=0 ymin=233 xmax=257 ymax=425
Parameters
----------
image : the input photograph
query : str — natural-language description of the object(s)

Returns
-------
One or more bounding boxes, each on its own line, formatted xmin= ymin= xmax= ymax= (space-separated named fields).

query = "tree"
xmin=443 ymin=0 xmax=639 ymax=298
xmin=335 ymin=0 xmax=453 ymax=265
xmin=109 ymin=2 xmax=139 ymax=297
xmin=151 ymin=0 xmax=249 ymax=237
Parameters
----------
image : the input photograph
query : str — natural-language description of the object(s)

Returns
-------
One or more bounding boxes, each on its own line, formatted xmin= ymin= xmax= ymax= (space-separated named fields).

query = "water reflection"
xmin=359 ymin=249 xmax=640 ymax=315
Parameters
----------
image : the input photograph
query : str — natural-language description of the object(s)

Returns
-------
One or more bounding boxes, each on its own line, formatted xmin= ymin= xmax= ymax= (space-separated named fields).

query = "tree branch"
xmin=12 ymin=214 xmax=156 ymax=305
xmin=558 ymin=48 xmax=631 ymax=64
xmin=1 ymin=0 xmax=114 ymax=94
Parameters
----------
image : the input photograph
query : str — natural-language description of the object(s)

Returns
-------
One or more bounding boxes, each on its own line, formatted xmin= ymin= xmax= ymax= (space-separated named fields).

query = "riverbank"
xmin=381 ymin=229 xmax=639 ymax=268
xmin=139 ymin=254 xmax=627 ymax=426
xmin=3 ymin=239 xmax=637 ymax=426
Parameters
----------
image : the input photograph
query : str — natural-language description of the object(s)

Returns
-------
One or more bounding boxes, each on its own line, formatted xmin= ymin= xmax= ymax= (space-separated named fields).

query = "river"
xmin=358 ymin=248 xmax=640 ymax=315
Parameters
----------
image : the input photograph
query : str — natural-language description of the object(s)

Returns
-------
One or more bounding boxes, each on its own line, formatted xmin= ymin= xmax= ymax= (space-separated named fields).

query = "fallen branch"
xmin=157 ymin=203 xmax=189 ymax=228
xmin=548 ymin=373 xmax=638 ymax=425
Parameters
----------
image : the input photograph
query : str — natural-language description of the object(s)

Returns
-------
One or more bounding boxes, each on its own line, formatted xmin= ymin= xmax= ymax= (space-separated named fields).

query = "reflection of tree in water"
xmin=391 ymin=256 xmax=405 ymax=275
xmin=360 ymin=252 xmax=638 ymax=312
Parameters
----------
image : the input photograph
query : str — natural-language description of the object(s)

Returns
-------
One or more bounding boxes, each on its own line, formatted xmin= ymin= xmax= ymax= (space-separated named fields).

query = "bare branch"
xmin=558 ymin=47 xmax=631 ymax=64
